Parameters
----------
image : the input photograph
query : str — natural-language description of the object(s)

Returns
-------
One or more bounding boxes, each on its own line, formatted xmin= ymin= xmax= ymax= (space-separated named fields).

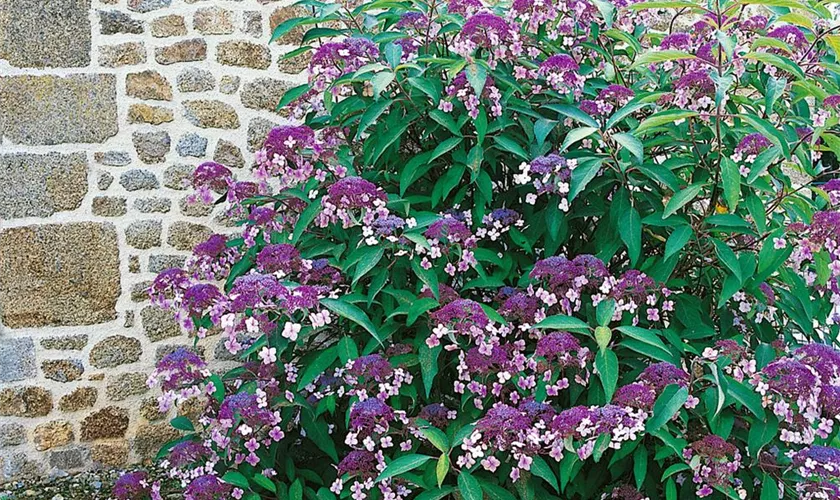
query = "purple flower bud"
xmin=337 ymin=450 xmax=378 ymax=477
xmin=637 ymin=362 xmax=689 ymax=392
xmin=193 ymin=162 xmax=232 ymax=192
xmin=349 ymin=354 xmax=394 ymax=381
xmin=184 ymin=475 xmax=233 ymax=500
xmin=256 ymin=244 xmax=302 ymax=274
xmin=430 ymin=299 xmax=490 ymax=333
xmin=419 ymin=403 xmax=451 ymax=428
xmin=263 ymin=125 xmax=315 ymax=160
xmin=194 ymin=234 xmax=228 ymax=258
xmin=326 ymin=177 xmax=387 ymax=210
xmin=113 ymin=471 xmax=151 ymax=500
xmin=349 ymin=398 xmax=395 ymax=437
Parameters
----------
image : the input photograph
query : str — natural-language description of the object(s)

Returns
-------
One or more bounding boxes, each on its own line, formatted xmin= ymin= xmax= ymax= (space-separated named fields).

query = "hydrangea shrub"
xmin=127 ymin=0 xmax=840 ymax=498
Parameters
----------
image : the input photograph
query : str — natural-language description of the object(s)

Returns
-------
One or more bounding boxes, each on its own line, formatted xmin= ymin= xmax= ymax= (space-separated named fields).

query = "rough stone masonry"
xmin=0 ymin=0 xmax=308 ymax=481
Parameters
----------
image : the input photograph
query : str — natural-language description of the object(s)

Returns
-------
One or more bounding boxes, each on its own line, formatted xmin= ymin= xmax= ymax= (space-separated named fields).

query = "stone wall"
xmin=0 ymin=0 xmax=304 ymax=480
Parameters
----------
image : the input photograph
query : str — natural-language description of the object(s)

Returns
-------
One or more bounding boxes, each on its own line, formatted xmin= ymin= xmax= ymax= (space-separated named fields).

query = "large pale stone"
xmin=0 ymin=74 xmax=118 ymax=145
xmin=89 ymin=335 xmax=142 ymax=368
xmin=217 ymin=40 xmax=271 ymax=69
xmin=0 ymin=0 xmax=92 ymax=68
xmin=0 ymin=223 xmax=120 ymax=328
xmin=0 ymin=153 xmax=87 ymax=219
xmin=241 ymin=78 xmax=291 ymax=112
xmin=183 ymin=100 xmax=240 ymax=129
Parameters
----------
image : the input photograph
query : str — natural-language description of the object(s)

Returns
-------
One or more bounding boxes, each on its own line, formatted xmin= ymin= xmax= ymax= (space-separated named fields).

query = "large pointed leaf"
xmin=534 ymin=314 xmax=591 ymax=333
xmin=646 ymin=385 xmax=688 ymax=432
xmin=321 ymin=297 xmax=383 ymax=345
xmin=663 ymin=184 xmax=703 ymax=218
xmin=376 ymin=454 xmax=434 ymax=481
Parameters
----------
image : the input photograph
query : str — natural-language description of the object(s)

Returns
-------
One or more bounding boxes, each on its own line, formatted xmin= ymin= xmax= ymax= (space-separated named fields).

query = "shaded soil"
xmin=0 ymin=465 xmax=181 ymax=499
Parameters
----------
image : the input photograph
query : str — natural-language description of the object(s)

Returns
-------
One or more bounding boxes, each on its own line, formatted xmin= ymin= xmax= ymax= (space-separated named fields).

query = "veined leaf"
xmin=636 ymin=110 xmax=698 ymax=134
xmin=321 ymin=297 xmax=383 ymax=345
xmin=646 ymin=385 xmax=688 ymax=431
xmin=376 ymin=454 xmax=434 ymax=481
xmin=663 ymin=184 xmax=704 ymax=218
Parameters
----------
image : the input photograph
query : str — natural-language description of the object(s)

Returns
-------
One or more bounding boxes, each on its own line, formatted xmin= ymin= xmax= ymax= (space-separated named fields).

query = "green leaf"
xmin=301 ymin=414 xmax=339 ymax=461
xmin=728 ymin=379 xmax=765 ymax=418
xmin=634 ymin=445 xmax=647 ymax=489
xmin=355 ymin=100 xmax=392 ymax=141
xmin=619 ymin=206 xmax=642 ymax=265
xmin=465 ymin=62 xmax=487 ymax=96
xmin=595 ymin=348 xmax=619 ymax=401
xmin=416 ymin=488 xmax=457 ymax=500
xmin=436 ymin=454 xmax=449 ymax=487
xmin=371 ymin=72 xmax=395 ymax=99
xmin=321 ymin=297 xmax=383 ymax=345
xmin=760 ymin=474 xmax=780 ymax=500
xmin=612 ymin=133 xmax=644 ymax=163
xmin=720 ymin=157 xmax=741 ymax=211
xmin=290 ymin=479 xmax=303 ymax=500
xmin=419 ymin=343 xmax=441 ymax=398
xmin=595 ymin=326 xmax=612 ymax=351
xmin=297 ymin=346 xmax=338 ymax=390
xmin=596 ymin=299 xmax=616 ymax=326
xmin=337 ymin=337 xmax=358 ymax=364
xmin=748 ymin=414 xmax=778 ymax=457
xmin=605 ymin=100 xmax=652 ymax=130
xmin=559 ymin=127 xmax=598 ymax=153
xmin=270 ymin=17 xmax=308 ymax=42
xmin=743 ymin=52 xmax=805 ymax=81
xmin=376 ymin=454 xmax=435 ymax=481
xmin=411 ymin=256 xmax=439 ymax=299
xmin=493 ymin=135 xmax=530 ymax=160
xmin=352 ymin=246 xmax=385 ymax=287
xmin=457 ymin=471 xmax=483 ymax=500
xmin=533 ymin=314 xmax=591 ymax=333
xmin=765 ymin=77 xmax=787 ymax=113
xmin=420 ymin=427 xmax=450 ymax=452
xmin=636 ymin=110 xmax=698 ymax=134
xmin=544 ymin=103 xmax=600 ymax=128
xmin=430 ymin=137 xmax=463 ymax=162
xmin=712 ymin=239 xmax=743 ymax=283
xmin=663 ymin=184 xmax=703 ymax=218
xmin=292 ymin=198 xmax=321 ymax=244
xmin=530 ymin=455 xmax=559 ymax=492
xmin=276 ymin=84 xmax=310 ymax=110
xmin=630 ymin=50 xmax=696 ymax=68
xmin=534 ymin=119 xmax=557 ymax=147
xmin=569 ymin=158 xmax=604 ymax=201
xmin=252 ymin=474 xmax=277 ymax=493
xmin=646 ymin=384 xmax=688 ymax=432
xmin=170 ymin=416 xmax=194 ymax=432
xmin=222 ymin=471 xmax=250 ymax=489
xmin=664 ymin=225 xmax=693 ymax=260
xmin=738 ymin=113 xmax=791 ymax=159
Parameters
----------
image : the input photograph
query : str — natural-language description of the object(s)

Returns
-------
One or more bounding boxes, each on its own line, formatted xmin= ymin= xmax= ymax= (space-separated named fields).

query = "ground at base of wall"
xmin=0 ymin=464 xmax=180 ymax=499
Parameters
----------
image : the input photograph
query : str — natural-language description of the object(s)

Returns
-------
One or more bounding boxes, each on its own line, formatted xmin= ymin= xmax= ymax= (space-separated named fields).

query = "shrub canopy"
xmin=127 ymin=0 xmax=840 ymax=499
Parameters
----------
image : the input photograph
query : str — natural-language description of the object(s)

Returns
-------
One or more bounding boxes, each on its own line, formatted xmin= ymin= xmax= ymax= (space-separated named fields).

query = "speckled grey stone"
xmin=176 ymin=133 xmax=208 ymax=157
xmin=92 ymin=196 xmax=127 ymax=217
xmin=125 ymin=220 xmax=162 ymax=249
xmin=132 ymin=130 xmax=171 ymax=163
xmin=120 ymin=170 xmax=159 ymax=191
xmin=0 ymin=0 xmax=92 ymax=68
xmin=176 ymin=67 xmax=215 ymax=92
xmin=94 ymin=151 xmax=131 ymax=166
xmin=127 ymin=0 xmax=172 ymax=13
xmin=98 ymin=172 xmax=114 ymax=190
xmin=164 ymin=164 xmax=192 ymax=190
xmin=247 ymin=118 xmax=278 ymax=151
xmin=148 ymin=255 xmax=186 ymax=273
xmin=0 ymin=423 xmax=25 ymax=448
xmin=40 ymin=335 xmax=88 ymax=351
xmin=134 ymin=197 xmax=171 ymax=213
xmin=213 ymin=139 xmax=245 ymax=168
xmin=89 ymin=335 xmax=142 ymax=368
xmin=49 ymin=447 xmax=85 ymax=470
xmin=0 ymin=74 xmax=117 ymax=145
xmin=0 ymin=338 xmax=36 ymax=383
xmin=141 ymin=306 xmax=182 ymax=342
xmin=241 ymin=77 xmax=290 ymax=112
xmin=219 ymin=75 xmax=240 ymax=94
xmin=106 ymin=372 xmax=149 ymax=401
xmin=0 ymin=152 xmax=88 ymax=220
xmin=99 ymin=10 xmax=144 ymax=35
